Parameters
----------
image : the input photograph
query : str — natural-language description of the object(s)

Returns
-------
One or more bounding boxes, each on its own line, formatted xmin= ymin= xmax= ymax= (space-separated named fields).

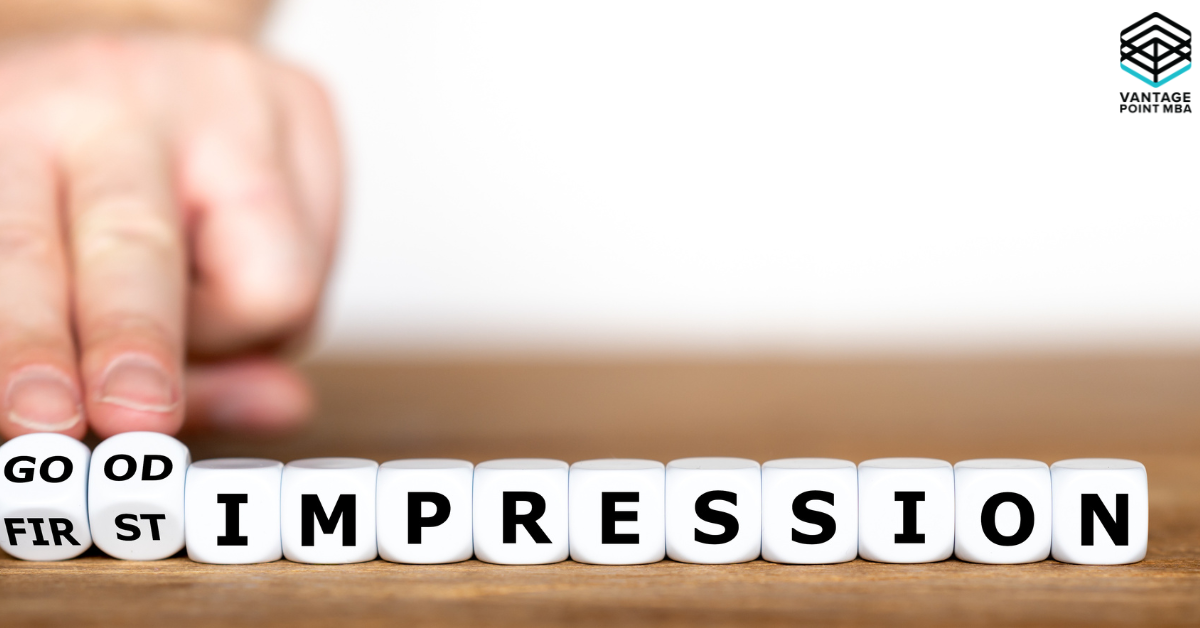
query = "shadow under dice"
xmin=0 ymin=434 xmax=93 ymax=561
xmin=88 ymin=432 xmax=190 ymax=560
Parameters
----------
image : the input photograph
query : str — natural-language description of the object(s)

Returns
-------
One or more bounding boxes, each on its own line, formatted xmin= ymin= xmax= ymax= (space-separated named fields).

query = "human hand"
xmin=0 ymin=34 xmax=340 ymax=440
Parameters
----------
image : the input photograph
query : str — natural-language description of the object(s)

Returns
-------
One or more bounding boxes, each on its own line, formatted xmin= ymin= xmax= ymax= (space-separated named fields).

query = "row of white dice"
xmin=0 ymin=433 xmax=1148 ymax=566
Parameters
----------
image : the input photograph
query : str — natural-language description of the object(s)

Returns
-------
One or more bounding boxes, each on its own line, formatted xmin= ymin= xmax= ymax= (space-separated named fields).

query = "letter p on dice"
xmin=88 ymin=432 xmax=190 ymax=560
xmin=0 ymin=434 xmax=92 ymax=561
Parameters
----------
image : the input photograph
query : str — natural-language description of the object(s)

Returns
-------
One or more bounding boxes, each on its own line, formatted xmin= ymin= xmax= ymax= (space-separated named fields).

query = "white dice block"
xmin=761 ymin=458 xmax=857 ymax=564
xmin=665 ymin=457 xmax=761 ymax=564
xmin=88 ymin=432 xmax=190 ymax=560
xmin=281 ymin=458 xmax=378 ymax=564
xmin=377 ymin=459 xmax=474 ymax=564
xmin=185 ymin=459 xmax=283 ymax=564
xmin=473 ymin=459 xmax=568 ymax=565
xmin=0 ymin=434 xmax=92 ymax=560
xmin=954 ymin=459 xmax=1051 ymax=564
xmin=569 ymin=459 xmax=665 ymax=565
xmin=1050 ymin=458 xmax=1148 ymax=565
xmin=858 ymin=458 xmax=954 ymax=563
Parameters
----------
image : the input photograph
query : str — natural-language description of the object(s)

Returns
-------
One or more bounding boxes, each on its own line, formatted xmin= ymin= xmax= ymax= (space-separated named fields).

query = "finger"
xmin=0 ymin=139 xmax=85 ymax=439
xmin=64 ymin=115 xmax=186 ymax=438
xmin=182 ymin=357 xmax=313 ymax=435
xmin=181 ymin=49 xmax=323 ymax=356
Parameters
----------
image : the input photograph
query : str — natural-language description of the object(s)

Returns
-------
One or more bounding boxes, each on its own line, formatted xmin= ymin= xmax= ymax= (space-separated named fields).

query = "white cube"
xmin=954 ymin=459 xmax=1051 ymax=564
xmin=761 ymin=458 xmax=857 ymax=564
xmin=1050 ymin=458 xmax=1148 ymax=565
xmin=377 ymin=459 xmax=474 ymax=564
xmin=569 ymin=459 xmax=665 ymax=565
xmin=473 ymin=459 xmax=568 ymax=565
xmin=0 ymin=434 xmax=93 ymax=560
xmin=88 ymin=432 xmax=190 ymax=560
xmin=665 ymin=457 xmax=761 ymax=564
xmin=858 ymin=458 xmax=953 ymax=563
xmin=281 ymin=458 xmax=378 ymax=564
xmin=185 ymin=459 xmax=283 ymax=564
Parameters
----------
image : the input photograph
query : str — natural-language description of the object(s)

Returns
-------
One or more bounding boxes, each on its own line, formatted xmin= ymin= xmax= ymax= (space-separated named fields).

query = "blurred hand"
xmin=0 ymin=34 xmax=341 ymax=440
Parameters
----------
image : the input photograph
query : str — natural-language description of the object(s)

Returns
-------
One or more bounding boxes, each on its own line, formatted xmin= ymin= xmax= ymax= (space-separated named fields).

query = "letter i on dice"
xmin=665 ymin=458 xmax=761 ymax=564
xmin=569 ymin=459 xmax=665 ymax=565
xmin=186 ymin=459 xmax=284 ymax=564
xmin=0 ymin=434 xmax=93 ymax=560
xmin=88 ymin=432 xmax=190 ymax=560
xmin=377 ymin=459 xmax=474 ymax=564
xmin=858 ymin=458 xmax=954 ymax=563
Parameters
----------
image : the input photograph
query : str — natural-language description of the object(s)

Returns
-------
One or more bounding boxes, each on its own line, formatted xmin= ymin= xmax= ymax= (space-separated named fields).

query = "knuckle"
xmin=223 ymin=272 xmax=319 ymax=333
xmin=0 ymin=223 xmax=53 ymax=260
xmin=75 ymin=209 xmax=178 ymax=261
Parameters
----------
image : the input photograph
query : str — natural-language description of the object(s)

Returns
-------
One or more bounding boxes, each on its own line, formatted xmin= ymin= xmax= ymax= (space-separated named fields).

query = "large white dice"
xmin=569 ymin=459 xmax=665 ymax=565
xmin=665 ymin=457 xmax=761 ymax=564
xmin=185 ymin=459 xmax=283 ymax=564
xmin=1050 ymin=458 xmax=1148 ymax=565
xmin=761 ymin=458 xmax=857 ymax=564
xmin=0 ymin=434 xmax=92 ymax=560
xmin=377 ymin=459 xmax=474 ymax=564
xmin=281 ymin=458 xmax=378 ymax=564
xmin=954 ymin=459 xmax=1051 ymax=564
xmin=858 ymin=458 xmax=953 ymax=563
xmin=88 ymin=432 xmax=190 ymax=560
xmin=473 ymin=459 xmax=568 ymax=565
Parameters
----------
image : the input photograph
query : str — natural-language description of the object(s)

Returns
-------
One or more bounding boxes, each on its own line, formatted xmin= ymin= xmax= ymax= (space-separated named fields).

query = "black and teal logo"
xmin=1121 ymin=13 xmax=1191 ymax=88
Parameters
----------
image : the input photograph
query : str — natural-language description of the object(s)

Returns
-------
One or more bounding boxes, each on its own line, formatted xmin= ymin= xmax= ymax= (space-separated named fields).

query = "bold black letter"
xmin=894 ymin=491 xmax=925 ymax=543
xmin=39 ymin=456 xmax=72 ymax=483
xmin=141 ymin=455 xmax=173 ymax=481
xmin=26 ymin=517 xmax=48 ymax=545
xmin=48 ymin=518 xmax=80 ymax=546
xmin=407 ymin=492 xmax=451 ymax=544
xmin=980 ymin=492 xmax=1034 ymax=546
xmin=301 ymin=494 xmax=356 ymax=546
xmin=502 ymin=492 xmax=551 ymax=543
xmin=217 ymin=494 xmax=249 ymax=546
xmin=115 ymin=514 xmax=141 ymax=541
xmin=1082 ymin=494 xmax=1128 ymax=546
xmin=140 ymin=514 xmax=166 ymax=541
xmin=104 ymin=455 xmax=137 ymax=481
xmin=694 ymin=490 xmax=739 ymax=544
xmin=601 ymin=492 xmax=639 ymax=544
xmin=791 ymin=490 xmax=836 ymax=544
xmin=4 ymin=456 xmax=35 ymax=483
xmin=4 ymin=518 xmax=26 ymax=545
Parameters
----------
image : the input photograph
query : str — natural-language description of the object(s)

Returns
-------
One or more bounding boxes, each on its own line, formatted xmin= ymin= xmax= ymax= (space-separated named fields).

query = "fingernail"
xmin=99 ymin=355 xmax=177 ymax=413
xmin=6 ymin=368 xmax=83 ymax=431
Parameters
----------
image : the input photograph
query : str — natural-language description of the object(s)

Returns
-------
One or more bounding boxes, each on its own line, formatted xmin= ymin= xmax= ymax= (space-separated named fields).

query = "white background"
xmin=266 ymin=1 xmax=1200 ymax=357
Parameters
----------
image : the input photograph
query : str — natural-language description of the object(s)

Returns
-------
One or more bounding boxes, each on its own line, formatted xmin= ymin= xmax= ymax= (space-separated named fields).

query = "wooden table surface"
xmin=3 ymin=354 xmax=1199 ymax=626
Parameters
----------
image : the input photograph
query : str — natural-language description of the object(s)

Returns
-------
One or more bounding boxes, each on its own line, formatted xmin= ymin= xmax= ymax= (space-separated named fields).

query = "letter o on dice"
xmin=473 ymin=459 xmax=569 ymax=565
xmin=665 ymin=457 xmax=761 ymax=564
xmin=569 ymin=459 xmax=665 ymax=565
xmin=953 ymin=459 xmax=1050 ymax=564
xmin=0 ymin=434 xmax=93 ymax=560
xmin=281 ymin=458 xmax=378 ymax=564
xmin=761 ymin=458 xmax=857 ymax=564
xmin=858 ymin=458 xmax=954 ymax=564
xmin=88 ymin=432 xmax=190 ymax=560
xmin=1051 ymin=458 xmax=1148 ymax=565
xmin=185 ymin=459 xmax=283 ymax=564
xmin=377 ymin=459 xmax=474 ymax=564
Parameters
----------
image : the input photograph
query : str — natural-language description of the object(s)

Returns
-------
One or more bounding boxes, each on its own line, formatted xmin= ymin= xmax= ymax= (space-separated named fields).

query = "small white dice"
xmin=569 ymin=459 xmax=665 ymax=565
xmin=185 ymin=459 xmax=283 ymax=564
xmin=377 ymin=459 xmax=474 ymax=564
xmin=665 ymin=457 xmax=761 ymax=564
xmin=858 ymin=458 xmax=953 ymax=563
xmin=473 ymin=459 xmax=568 ymax=565
xmin=1051 ymin=458 xmax=1148 ymax=565
xmin=954 ymin=459 xmax=1051 ymax=564
xmin=281 ymin=458 xmax=378 ymax=564
xmin=88 ymin=432 xmax=190 ymax=560
xmin=761 ymin=458 xmax=857 ymax=564
xmin=0 ymin=434 xmax=92 ymax=560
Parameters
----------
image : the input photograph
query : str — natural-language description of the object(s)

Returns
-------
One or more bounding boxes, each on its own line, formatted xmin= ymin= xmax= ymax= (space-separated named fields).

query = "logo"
xmin=1120 ymin=13 xmax=1191 ymax=88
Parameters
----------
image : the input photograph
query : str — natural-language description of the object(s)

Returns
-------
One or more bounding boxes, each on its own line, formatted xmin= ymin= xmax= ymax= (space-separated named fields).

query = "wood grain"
xmin=3 ymin=354 xmax=1200 ymax=627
